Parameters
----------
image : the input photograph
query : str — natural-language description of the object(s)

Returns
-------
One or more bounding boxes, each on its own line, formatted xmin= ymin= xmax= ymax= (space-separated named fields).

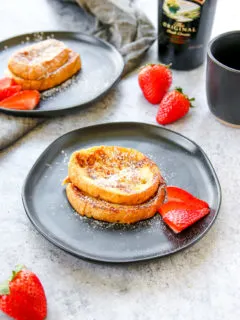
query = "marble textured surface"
xmin=0 ymin=0 xmax=240 ymax=319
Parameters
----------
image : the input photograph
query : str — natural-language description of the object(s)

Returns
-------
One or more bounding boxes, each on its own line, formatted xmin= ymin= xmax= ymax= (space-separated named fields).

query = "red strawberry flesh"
xmin=0 ymin=85 xmax=22 ymax=101
xmin=0 ymin=77 xmax=16 ymax=90
xmin=158 ymin=186 xmax=210 ymax=233
xmin=0 ymin=90 xmax=40 ymax=110
xmin=167 ymin=186 xmax=209 ymax=209
xmin=163 ymin=207 xmax=210 ymax=233
xmin=158 ymin=201 xmax=191 ymax=217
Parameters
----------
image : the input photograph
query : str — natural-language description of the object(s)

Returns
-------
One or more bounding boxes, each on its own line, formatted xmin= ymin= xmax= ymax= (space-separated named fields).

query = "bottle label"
xmin=160 ymin=0 xmax=206 ymax=44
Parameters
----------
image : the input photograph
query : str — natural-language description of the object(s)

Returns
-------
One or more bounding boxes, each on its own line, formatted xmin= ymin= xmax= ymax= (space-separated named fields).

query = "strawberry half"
xmin=138 ymin=63 xmax=172 ymax=104
xmin=159 ymin=201 xmax=193 ymax=217
xmin=0 ymin=265 xmax=47 ymax=320
xmin=0 ymin=77 xmax=16 ymax=90
xmin=162 ymin=206 xmax=210 ymax=233
xmin=0 ymin=90 xmax=40 ymax=110
xmin=0 ymin=85 xmax=22 ymax=101
xmin=158 ymin=187 xmax=210 ymax=233
xmin=166 ymin=186 xmax=209 ymax=209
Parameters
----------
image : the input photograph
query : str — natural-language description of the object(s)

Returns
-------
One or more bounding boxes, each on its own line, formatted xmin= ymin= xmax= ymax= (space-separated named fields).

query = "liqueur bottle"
xmin=158 ymin=0 xmax=218 ymax=70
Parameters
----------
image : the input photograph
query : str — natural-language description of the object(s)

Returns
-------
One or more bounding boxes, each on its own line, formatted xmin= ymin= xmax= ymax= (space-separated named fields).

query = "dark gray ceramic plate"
xmin=0 ymin=31 xmax=124 ymax=116
xmin=22 ymin=122 xmax=221 ymax=263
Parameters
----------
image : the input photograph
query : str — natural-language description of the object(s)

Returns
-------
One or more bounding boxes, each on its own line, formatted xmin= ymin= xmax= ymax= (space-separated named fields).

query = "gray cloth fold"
xmin=0 ymin=0 xmax=155 ymax=151
xmin=0 ymin=115 xmax=43 ymax=150
xmin=76 ymin=0 xmax=156 ymax=74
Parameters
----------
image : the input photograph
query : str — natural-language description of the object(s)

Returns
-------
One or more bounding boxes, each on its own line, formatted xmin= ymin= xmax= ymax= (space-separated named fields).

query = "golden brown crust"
xmin=67 ymin=146 xmax=164 ymax=205
xmin=8 ymin=39 xmax=70 ymax=80
xmin=66 ymin=182 xmax=166 ymax=224
xmin=7 ymin=50 xmax=81 ymax=91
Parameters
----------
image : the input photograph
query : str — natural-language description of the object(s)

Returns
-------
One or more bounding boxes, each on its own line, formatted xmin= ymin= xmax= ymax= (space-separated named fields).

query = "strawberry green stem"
xmin=175 ymin=87 xmax=195 ymax=107
xmin=0 ymin=281 xmax=10 ymax=295
xmin=10 ymin=265 xmax=25 ymax=281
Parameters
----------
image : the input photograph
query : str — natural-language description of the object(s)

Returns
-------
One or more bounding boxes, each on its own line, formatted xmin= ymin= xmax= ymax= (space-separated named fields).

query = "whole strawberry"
xmin=0 ymin=265 xmax=47 ymax=320
xmin=156 ymin=87 xmax=194 ymax=125
xmin=138 ymin=63 xmax=172 ymax=104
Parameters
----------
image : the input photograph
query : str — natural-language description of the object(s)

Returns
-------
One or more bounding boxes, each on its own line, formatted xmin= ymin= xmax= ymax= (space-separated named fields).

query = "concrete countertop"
xmin=0 ymin=0 xmax=239 ymax=319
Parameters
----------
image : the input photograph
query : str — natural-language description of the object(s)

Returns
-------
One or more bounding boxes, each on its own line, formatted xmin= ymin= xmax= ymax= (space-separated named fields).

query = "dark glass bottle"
xmin=158 ymin=0 xmax=218 ymax=70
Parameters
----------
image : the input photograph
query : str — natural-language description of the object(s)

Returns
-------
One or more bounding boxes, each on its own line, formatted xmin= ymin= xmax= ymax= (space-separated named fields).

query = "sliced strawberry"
xmin=0 ymin=85 xmax=22 ymax=101
xmin=162 ymin=207 xmax=210 ymax=233
xmin=159 ymin=187 xmax=210 ymax=233
xmin=158 ymin=201 xmax=191 ymax=217
xmin=0 ymin=77 xmax=16 ymax=90
xmin=166 ymin=186 xmax=209 ymax=209
xmin=0 ymin=90 xmax=40 ymax=110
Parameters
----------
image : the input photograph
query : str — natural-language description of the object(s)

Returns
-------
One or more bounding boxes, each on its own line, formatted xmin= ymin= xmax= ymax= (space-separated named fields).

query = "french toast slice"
xmin=7 ymin=50 xmax=81 ymax=91
xmin=66 ymin=146 xmax=164 ymax=205
xmin=66 ymin=182 xmax=166 ymax=224
xmin=8 ymin=39 xmax=70 ymax=80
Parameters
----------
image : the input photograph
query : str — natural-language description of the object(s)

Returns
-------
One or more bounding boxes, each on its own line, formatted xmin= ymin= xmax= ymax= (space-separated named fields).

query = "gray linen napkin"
xmin=0 ymin=0 xmax=155 ymax=151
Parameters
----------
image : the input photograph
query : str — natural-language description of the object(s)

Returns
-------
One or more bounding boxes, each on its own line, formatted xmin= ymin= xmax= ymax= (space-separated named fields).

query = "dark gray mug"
xmin=206 ymin=30 xmax=240 ymax=127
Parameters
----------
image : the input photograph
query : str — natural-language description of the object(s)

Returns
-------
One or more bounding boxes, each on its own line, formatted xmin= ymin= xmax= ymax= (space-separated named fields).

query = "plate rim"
xmin=22 ymin=121 xmax=222 ymax=263
xmin=0 ymin=30 xmax=125 ymax=117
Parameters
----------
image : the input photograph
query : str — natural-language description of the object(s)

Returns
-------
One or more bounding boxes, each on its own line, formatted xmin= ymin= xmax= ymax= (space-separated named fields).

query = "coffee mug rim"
xmin=207 ymin=30 xmax=240 ymax=74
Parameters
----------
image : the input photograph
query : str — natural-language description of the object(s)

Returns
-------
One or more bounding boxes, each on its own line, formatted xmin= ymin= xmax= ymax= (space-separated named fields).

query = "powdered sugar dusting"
xmin=71 ymin=209 xmax=162 ymax=232
xmin=61 ymin=149 xmax=69 ymax=164
xmin=41 ymin=74 xmax=79 ymax=100
xmin=32 ymin=32 xmax=48 ymax=42
xmin=74 ymin=146 xmax=161 ymax=193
